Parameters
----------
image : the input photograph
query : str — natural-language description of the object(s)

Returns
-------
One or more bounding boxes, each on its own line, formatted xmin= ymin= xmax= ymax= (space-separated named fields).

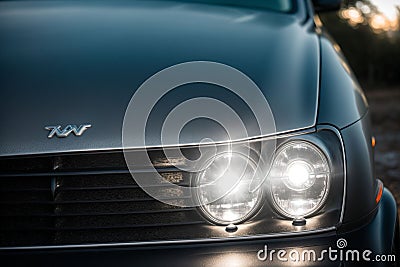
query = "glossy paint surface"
xmin=317 ymin=34 xmax=368 ymax=129
xmin=0 ymin=0 xmax=319 ymax=156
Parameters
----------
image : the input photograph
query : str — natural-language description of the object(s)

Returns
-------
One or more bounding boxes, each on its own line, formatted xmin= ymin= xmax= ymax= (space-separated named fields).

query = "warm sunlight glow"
xmin=370 ymin=14 xmax=389 ymax=30
xmin=370 ymin=0 xmax=400 ymax=21
xmin=341 ymin=7 xmax=364 ymax=25
xmin=339 ymin=0 xmax=400 ymax=32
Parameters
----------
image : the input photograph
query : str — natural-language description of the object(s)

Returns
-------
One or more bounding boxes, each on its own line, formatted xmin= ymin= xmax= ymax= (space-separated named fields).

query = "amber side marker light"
xmin=372 ymin=136 xmax=376 ymax=148
xmin=376 ymin=181 xmax=383 ymax=204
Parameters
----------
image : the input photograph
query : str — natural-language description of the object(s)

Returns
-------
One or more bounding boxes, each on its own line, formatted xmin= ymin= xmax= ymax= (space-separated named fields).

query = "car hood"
xmin=0 ymin=1 xmax=319 ymax=156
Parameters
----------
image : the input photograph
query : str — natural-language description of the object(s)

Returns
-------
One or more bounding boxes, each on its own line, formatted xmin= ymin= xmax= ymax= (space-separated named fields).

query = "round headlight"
xmin=269 ymin=141 xmax=330 ymax=218
xmin=196 ymin=152 xmax=262 ymax=225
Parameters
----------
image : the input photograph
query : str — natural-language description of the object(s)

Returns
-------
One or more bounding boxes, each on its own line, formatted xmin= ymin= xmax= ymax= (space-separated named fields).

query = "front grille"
xmin=0 ymin=135 xmax=344 ymax=248
xmin=0 ymin=150 xmax=206 ymax=247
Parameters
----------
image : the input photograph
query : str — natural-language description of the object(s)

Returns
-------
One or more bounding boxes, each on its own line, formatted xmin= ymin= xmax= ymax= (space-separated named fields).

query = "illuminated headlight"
xmin=196 ymin=152 xmax=262 ymax=225
xmin=269 ymin=141 xmax=330 ymax=218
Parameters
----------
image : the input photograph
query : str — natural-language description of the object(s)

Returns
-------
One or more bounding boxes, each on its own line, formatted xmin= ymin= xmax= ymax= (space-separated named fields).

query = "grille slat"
xmin=0 ymin=166 xmax=182 ymax=178
xmin=1 ymin=220 xmax=204 ymax=231
xmin=0 ymin=150 xmax=206 ymax=247
xmin=57 ymin=183 xmax=191 ymax=192
xmin=0 ymin=196 xmax=192 ymax=205
xmin=0 ymin=188 xmax=50 ymax=192
xmin=0 ymin=207 xmax=197 ymax=217
xmin=0 ymin=191 xmax=52 ymax=202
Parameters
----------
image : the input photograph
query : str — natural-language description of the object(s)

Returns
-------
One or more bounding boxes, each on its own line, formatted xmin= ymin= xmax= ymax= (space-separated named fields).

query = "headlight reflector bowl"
xmin=270 ymin=141 xmax=330 ymax=218
xmin=196 ymin=153 xmax=262 ymax=225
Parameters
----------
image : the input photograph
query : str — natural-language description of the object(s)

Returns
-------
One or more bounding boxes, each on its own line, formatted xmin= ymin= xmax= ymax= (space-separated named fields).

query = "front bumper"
xmin=1 ymin=188 xmax=397 ymax=267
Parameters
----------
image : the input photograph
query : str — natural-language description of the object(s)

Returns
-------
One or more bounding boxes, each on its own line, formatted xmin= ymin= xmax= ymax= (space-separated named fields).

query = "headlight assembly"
xmin=195 ymin=152 xmax=263 ymax=225
xmin=194 ymin=130 xmax=344 ymax=231
xmin=269 ymin=141 xmax=331 ymax=218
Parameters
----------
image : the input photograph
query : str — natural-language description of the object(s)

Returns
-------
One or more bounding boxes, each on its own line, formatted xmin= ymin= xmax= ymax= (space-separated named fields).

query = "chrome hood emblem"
xmin=45 ymin=124 xmax=92 ymax=138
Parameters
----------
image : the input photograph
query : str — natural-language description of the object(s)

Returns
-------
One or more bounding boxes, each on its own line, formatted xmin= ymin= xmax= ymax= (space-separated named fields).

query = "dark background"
xmin=319 ymin=0 xmax=400 ymax=213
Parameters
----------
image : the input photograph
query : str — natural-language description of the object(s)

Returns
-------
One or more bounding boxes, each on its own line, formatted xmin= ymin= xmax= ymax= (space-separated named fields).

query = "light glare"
xmin=287 ymin=161 xmax=310 ymax=187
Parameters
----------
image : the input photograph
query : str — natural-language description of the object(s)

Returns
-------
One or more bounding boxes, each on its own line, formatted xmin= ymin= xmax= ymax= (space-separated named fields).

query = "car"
xmin=0 ymin=0 xmax=398 ymax=266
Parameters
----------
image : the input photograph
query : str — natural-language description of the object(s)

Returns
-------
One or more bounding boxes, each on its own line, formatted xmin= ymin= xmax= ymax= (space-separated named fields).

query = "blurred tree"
xmin=319 ymin=0 xmax=400 ymax=90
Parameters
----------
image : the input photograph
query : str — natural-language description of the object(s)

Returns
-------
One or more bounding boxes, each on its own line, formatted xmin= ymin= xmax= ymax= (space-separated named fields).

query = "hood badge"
xmin=45 ymin=124 xmax=92 ymax=138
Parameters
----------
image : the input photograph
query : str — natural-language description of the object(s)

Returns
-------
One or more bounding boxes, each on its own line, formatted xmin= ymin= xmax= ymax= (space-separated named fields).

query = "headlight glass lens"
xmin=270 ymin=141 xmax=330 ymax=218
xmin=196 ymin=153 xmax=262 ymax=225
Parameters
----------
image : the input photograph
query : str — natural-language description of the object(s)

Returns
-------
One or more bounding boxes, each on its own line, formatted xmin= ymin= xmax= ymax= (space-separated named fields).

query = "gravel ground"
xmin=367 ymin=89 xmax=400 ymax=215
